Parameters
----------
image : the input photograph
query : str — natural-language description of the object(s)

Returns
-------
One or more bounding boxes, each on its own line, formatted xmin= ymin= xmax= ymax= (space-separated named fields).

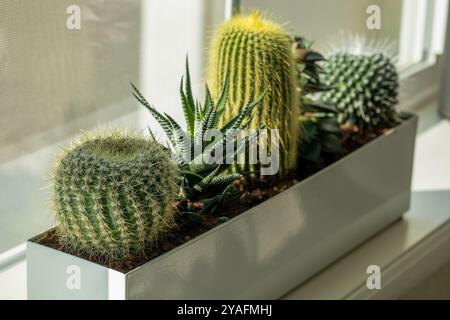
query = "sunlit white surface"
xmin=285 ymin=118 xmax=450 ymax=299
xmin=412 ymin=120 xmax=450 ymax=191
xmin=0 ymin=260 xmax=26 ymax=300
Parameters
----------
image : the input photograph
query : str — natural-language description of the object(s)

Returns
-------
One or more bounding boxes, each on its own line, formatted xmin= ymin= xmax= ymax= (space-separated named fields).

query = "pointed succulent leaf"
xmin=303 ymin=51 xmax=326 ymax=62
xmin=147 ymin=126 xmax=157 ymax=142
xmin=199 ymin=185 xmax=239 ymax=214
xmin=322 ymin=134 xmax=343 ymax=154
xmin=318 ymin=118 xmax=341 ymax=133
xmin=193 ymin=165 xmax=221 ymax=193
xmin=203 ymin=85 xmax=214 ymax=115
xmin=194 ymin=100 xmax=202 ymax=127
xmin=195 ymin=91 xmax=216 ymax=148
xmin=180 ymin=77 xmax=195 ymax=137
xmin=178 ymin=169 xmax=204 ymax=180
xmin=163 ymin=112 xmax=182 ymax=132
xmin=222 ymin=91 xmax=265 ymax=132
xmin=302 ymin=68 xmax=320 ymax=81
xmin=132 ymin=83 xmax=176 ymax=142
xmin=215 ymin=69 xmax=230 ymax=116
xmin=184 ymin=57 xmax=196 ymax=109
xmin=303 ymin=82 xmax=332 ymax=92
xmin=204 ymin=105 xmax=217 ymax=133
xmin=209 ymin=174 xmax=241 ymax=187
xmin=187 ymin=153 xmax=210 ymax=173
xmin=304 ymin=100 xmax=338 ymax=113
xmin=164 ymin=112 xmax=191 ymax=161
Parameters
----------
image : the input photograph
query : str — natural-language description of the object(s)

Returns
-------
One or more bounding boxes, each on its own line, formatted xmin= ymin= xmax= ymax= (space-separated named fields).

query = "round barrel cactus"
xmin=51 ymin=130 xmax=179 ymax=260
xmin=321 ymin=52 xmax=399 ymax=130
xmin=207 ymin=11 xmax=301 ymax=176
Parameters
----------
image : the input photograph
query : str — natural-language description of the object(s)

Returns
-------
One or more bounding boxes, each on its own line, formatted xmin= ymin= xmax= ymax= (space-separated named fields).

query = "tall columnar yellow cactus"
xmin=208 ymin=11 xmax=301 ymax=176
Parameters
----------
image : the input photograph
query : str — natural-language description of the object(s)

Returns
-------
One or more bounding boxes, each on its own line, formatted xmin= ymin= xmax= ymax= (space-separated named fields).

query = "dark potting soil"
xmin=35 ymin=124 xmax=392 ymax=273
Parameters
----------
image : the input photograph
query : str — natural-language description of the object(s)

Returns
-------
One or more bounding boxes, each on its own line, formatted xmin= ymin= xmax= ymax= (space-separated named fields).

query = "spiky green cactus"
xmin=321 ymin=52 xmax=399 ymax=131
xmin=207 ymin=12 xmax=301 ymax=176
xmin=51 ymin=130 xmax=179 ymax=260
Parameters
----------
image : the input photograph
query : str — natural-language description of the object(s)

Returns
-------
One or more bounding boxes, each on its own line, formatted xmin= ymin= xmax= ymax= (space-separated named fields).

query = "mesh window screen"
xmin=0 ymin=0 xmax=140 ymax=253
xmin=0 ymin=0 xmax=140 ymax=162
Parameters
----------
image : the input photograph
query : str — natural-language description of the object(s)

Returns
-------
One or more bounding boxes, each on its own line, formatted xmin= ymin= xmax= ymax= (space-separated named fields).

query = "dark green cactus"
xmin=207 ymin=11 xmax=301 ymax=176
xmin=292 ymin=36 xmax=343 ymax=168
xmin=51 ymin=130 xmax=179 ymax=260
xmin=321 ymin=52 xmax=399 ymax=131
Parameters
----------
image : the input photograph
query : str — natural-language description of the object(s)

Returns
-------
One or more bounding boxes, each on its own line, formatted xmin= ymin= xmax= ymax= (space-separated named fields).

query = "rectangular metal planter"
xmin=27 ymin=115 xmax=418 ymax=299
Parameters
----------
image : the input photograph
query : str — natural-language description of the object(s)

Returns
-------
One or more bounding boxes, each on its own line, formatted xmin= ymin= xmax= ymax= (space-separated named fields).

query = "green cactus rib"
xmin=321 ymin=52 xmax=399 ymax=130
xmin=51 ymin=130 xmax=179 ymax=260
xmin=208 ymin=12 xmax=301 ymax=176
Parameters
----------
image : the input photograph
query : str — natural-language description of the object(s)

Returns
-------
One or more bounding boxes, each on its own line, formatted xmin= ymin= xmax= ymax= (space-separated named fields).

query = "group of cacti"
xmin=49 ymin=11 xmax=401 ymax=261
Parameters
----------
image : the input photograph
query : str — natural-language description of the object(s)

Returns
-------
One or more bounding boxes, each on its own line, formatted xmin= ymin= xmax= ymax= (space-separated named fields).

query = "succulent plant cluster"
xmin=321 ymin=52 xmax=399 ymax=131
xmin=52 ymin=130 xmax=179 ymax=259
xmin=132 ymin=61 xmax=263 ymax=216
xmin=48 ymin=12 xmax=402 ymax=262
xmin=208 ymin=11 xmax=300 ymax=176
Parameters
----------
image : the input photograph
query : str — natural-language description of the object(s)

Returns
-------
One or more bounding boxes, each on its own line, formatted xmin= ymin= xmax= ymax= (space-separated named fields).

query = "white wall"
xmin=138 ymin=0 xmax=226 ymax=136
xmin=239 ymin=0 xmax=403 ymax=52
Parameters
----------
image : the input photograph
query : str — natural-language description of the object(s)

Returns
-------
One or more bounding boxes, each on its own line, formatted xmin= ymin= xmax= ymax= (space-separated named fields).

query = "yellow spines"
xmin=208 ymin=11 xmax=301 ymax=176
